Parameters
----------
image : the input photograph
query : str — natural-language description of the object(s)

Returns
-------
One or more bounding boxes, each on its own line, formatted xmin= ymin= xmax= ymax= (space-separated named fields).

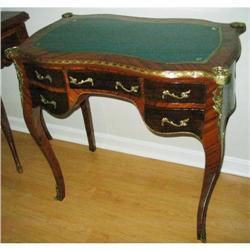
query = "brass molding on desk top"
xmin=230 ymin=22 xmax=246 ymax=34
xmin=61 ymin=12 xmax=73 ymax=18
xmin=4 ymin=47 xmax=231 ymax=86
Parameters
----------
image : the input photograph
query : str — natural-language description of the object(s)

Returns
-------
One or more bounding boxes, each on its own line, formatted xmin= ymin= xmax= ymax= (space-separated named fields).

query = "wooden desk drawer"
xmin=145 ymin=107 xmax=204 ymax=136
xmin=25 ymin=64 xmax=65 ymax=88
xmin=30 ymin=87 xmax=68 ymax=115
xmin=144 ymin=80 xmax=206 ymax=103
xmin=68 ymin=71 xmax=140 ymax=96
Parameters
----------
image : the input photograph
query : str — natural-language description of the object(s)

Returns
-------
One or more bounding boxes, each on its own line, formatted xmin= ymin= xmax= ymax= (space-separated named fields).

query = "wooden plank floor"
xmin=1 ymin=131 xmax=250 ymax=243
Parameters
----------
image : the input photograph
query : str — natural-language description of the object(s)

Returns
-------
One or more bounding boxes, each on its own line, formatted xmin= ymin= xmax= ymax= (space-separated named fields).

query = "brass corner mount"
xmin=230 ymin=22 xmax=246 ymax=35
xmin=212 ymin=66 xmax=231 ymax=86
xmin=62 ymin=12 xmax=73 ymax=18
xmin=4 ymin=46 xmax=20 ymax=61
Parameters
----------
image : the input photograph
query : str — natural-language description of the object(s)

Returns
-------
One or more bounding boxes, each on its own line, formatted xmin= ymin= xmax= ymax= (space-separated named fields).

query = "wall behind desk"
xmin=2 ymin=8 xmax=250 ymax=177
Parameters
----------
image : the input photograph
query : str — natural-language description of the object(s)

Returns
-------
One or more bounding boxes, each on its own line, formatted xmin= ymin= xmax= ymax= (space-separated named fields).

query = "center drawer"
xmin=68 ymin=71 xmax=141 ymax=96
xmin=144 ymin=80 xmax=206 ymax=103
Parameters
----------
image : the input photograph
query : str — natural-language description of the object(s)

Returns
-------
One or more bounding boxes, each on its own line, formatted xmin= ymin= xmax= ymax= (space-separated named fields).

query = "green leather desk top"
xmin=34 ymin=15 xmax=221 ymax=64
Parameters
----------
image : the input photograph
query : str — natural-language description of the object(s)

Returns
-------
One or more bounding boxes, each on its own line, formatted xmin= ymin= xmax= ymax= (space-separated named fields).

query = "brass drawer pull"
xmin=162 ymin=89 xmax=191 ymax=100
xmin=40 ymin=95 xmax=57 ymax=109
xmin=35 ymin=70 xmax=52 ymax=83
xmin=161 ymin=117 xmax=190 ymax=127
xmin=69 ymin=76 xmax=94 ymax=86
xmin=115 ymin=81 xmax=139 ymax=93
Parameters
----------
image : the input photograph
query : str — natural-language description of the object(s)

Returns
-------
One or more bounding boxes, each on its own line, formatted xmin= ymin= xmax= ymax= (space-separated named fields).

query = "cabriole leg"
xmin=23 ymin=106 xmax=65 ymax=200
xmin=197 ymin=133 xmax=224 ymax=242
xmin=40 ymin=110 xmax=52 ymax=140
xmin=81 ymin=98 xmax=96 ymax=152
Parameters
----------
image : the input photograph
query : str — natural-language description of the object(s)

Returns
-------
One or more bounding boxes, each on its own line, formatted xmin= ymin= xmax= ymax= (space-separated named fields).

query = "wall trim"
xmin=8 ymin=116 xmax=250 ymax=178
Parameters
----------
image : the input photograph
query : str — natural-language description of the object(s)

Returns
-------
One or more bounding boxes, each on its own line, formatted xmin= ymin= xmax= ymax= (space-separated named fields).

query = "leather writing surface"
xmin=34 ymin=16 xmax=221 ymax=63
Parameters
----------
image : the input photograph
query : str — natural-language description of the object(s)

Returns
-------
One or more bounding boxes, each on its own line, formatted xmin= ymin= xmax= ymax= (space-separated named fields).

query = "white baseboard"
xmin=8 ymin=116 xmax=250 ymax=178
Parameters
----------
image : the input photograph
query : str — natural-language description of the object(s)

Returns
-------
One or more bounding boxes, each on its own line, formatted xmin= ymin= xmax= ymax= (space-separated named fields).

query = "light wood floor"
xmin=1 ymin=131 xmax=250 ymax=243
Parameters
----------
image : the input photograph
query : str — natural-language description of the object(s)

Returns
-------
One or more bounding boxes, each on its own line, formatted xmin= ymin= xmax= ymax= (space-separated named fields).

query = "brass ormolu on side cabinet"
xmin=212 ymin=66 xmax=231 ymax=86
xmin=212 ymin=86 xmax=223 ymax=128
xmin=5 ymin=47 xmax=24 ymax=104
xmin=211 ymin=66 xmax=231 ymax=131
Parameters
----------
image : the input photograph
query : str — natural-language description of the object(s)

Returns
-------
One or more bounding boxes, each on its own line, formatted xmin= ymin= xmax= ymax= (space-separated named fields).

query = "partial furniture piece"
xmin=5 ymin=13 xmax=246 ymax=242
xmin=1 ymin=11 xmax=29 ymax=173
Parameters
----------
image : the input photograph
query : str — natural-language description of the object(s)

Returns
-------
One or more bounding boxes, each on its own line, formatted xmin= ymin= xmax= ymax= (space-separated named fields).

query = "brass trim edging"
xmin=5 ymin=47 xmax=231 ymax=85
xmin=31 ymin=59 xmax=231 ymax=85
xmin=145 ymin=124 xmax=202 ymax=141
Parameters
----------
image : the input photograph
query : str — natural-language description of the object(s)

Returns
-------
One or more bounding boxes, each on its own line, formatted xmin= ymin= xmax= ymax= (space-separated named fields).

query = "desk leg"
xmin=81 ymin=98 xmax=96 ymax=152
xmin=197 ymin=133 xmax=224 ymax=242
xmin=1 ymin=99 xmax=23 ymax=173
xmin=40 ymin=110 xmax=52 ymax=140
xmin=23 ymin=106 xmax=65 ymax=201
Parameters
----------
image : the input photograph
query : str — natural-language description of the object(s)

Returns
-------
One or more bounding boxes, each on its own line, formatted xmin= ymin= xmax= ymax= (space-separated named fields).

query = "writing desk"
xmin=6 ymin=13 xmax=246 ymax=242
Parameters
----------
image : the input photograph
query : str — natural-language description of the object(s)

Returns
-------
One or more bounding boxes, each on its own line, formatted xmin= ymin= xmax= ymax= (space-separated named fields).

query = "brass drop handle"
xmin=162 ymin=89 xmax=191 ymax=100
xmin=161 ymin=117 xmax=189 ymax=127
xmin=40 ymin=95 xmax=57 ymax=109
xmin=115 ymin=81 xmax=139 ymax=93
xmin=69 ymin=76 xmax=94 ymax=86
xmin=35 ymin=70 xmax=52 ymax=83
